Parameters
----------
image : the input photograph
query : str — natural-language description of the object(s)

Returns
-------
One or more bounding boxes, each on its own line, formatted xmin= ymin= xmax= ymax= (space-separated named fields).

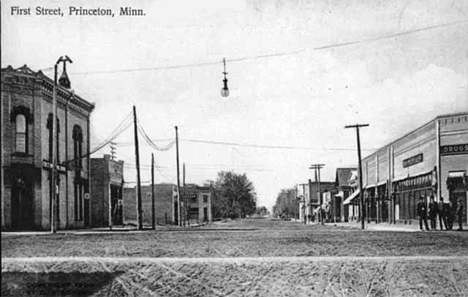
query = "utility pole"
xmin=310 ymin=164 xmax=325 ymax=225
xmin=133 ymin=106 xmax=143 ymax=230
xmin=151 ymin=153 xmax=155 ymax=230
xmin=51 ymin=63 xmax=58 ymax=234
xmin=302 ymin=183 xmax=307 ymax=224
xmin=51 ymin=56 xmax=72 ymax=234
xmin=175 ymin=126 xmax=182 ymax=227
xmin=294 ymin=185 xmax=297 ymax=221
xmin=183 ymin=163 xmax=187 ymax=226
xmin=345 ymin=124 xmax=369 ymax=230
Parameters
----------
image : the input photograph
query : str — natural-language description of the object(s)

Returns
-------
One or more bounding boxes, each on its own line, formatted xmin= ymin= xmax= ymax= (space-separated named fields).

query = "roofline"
xmin=363 ymin=111 xmax=468 ymax=160
xmin=2 ymin=65 xmax=95 ymax=112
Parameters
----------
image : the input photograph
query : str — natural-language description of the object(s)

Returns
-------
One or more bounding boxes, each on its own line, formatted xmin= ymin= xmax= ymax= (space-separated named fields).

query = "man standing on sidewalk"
xmin=447 ymin=200 xmax=455 ymax=230
xmin=428 ymin=196 xmax=438 ymax=230
xmin=438 ymin=197 xmax=448 ymax=230
xmin=417 ymin=196 xmax=429 ymax=231
xmin=456 ymin=199 xmax=464 ymax=231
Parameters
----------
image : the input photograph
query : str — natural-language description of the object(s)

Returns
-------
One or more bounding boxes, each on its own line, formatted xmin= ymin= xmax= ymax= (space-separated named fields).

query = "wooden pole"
xmin=151 ymin=153 xmax=155 ymax=230
xmin=318 ymin=166 xmax=323 ymax=224
xmin=175 ymin=126 xmax=181 ymax=227
xmin=133 ymin=106 xmax=143 ymax=230
xmin=310 ymin=164 xmax=325 ymax=225
xmin=108 ymin=184 xmax=112 ymax=230
xmin=183 ymin=162 xmax=186 ymax=226
xmin=345 ymin=124 xmax=369 ymax=230
xmin=51 ymin=63 xmax=58 ymax=233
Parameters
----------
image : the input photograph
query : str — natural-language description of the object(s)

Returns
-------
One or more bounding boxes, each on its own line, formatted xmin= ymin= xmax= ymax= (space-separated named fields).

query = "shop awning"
xmin=448 ymin=171 xmax=465 ymax=178
xmin=376 ymin=180 xmax=387 ymax=187
xmin=447 ymin=171 xmax=467 ymax=189
xmin=343 ymin=189 xmax=360 ymax=205
xmin=334 ymin=191 xmax=344 ymax=198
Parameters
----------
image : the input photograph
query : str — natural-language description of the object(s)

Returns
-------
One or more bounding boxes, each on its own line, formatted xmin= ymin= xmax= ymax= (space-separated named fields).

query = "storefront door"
xmin=11 ymin=179 xmax=34 ymax=230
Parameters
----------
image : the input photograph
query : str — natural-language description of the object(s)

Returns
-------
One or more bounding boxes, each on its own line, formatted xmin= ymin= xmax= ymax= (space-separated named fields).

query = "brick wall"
xmin=123 ymin=184 xmax=174 ymax=226
xmin=1 ymin=65 xmax=94 ymax=230
xmin=90 ymin=158 xmax=109 ymax=228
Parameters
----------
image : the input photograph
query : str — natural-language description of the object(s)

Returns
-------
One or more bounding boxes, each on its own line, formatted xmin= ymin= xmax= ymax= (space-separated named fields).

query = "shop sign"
xmin=181 ymin=193 xmax=197 ymax=199
xmin=42 ymin=161 xmax=66 ymax=172
xmin=440 ymin=144 xmax=468 ymax=156
xmin=403 ymin=153 xmax=423 ymax=168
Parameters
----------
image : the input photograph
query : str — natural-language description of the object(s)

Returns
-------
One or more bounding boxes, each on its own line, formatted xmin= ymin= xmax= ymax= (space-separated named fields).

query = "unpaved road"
xmin=2 ymin=218 xmax=468 ymax=296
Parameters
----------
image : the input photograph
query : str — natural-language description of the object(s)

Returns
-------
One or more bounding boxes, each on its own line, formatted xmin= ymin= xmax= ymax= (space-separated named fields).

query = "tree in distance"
xmin=212 ymin=171 xmax=257 ymax=219
xmin=254 ymin=206 xmax=270 ymax=217
xmin=273 ymin=188 xmax=299 ymax=220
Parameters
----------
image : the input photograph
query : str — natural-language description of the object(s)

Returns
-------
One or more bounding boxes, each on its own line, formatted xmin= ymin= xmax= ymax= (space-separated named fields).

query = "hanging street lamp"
xmin=221 ymin=58 xmax=229 ymax=97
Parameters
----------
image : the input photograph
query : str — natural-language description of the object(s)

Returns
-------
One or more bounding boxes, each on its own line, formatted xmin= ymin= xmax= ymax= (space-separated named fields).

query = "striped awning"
xmin=343 ymin=189 xmax=360 ymax=205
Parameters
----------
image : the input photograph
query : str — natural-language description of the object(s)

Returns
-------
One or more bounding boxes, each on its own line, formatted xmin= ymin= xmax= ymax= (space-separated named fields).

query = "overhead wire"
xmin=39 ymin=19 xmax=468 ymax=75
xmin=180 ymin=138 xmax=376 ymax=152
xmin=63 ymin=111 xmax=133 ymax=164
xmin=136 ymin=118 xmax=175 ymax=151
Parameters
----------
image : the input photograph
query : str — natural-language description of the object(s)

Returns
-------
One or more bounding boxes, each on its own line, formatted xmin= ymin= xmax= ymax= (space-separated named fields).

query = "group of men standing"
xmin=417 ymin=196 xmax=464 ymax=231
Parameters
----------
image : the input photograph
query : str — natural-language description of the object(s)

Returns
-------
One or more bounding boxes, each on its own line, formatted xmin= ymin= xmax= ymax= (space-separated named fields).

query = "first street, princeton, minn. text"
xmin=10 ymin=6 xmax=146 ymax=17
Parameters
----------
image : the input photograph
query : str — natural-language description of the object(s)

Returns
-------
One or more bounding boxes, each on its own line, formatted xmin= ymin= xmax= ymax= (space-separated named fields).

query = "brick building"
xmin=181 ymin=185 xmax=212 ymax=224
xmin=90 ymin=155 xmax=124 ymax=228
xmin=298 ymin=180 xmax=336 ymax=224
xmin=1 ymin=65 xmax=94 ymax=230
xmin=123 ymin=184 xmax=176 ymax=226
xmin=122 ymin=183 xmax=213 ymax=226
xmin=344 ymin=112 xmax=468 ymax=226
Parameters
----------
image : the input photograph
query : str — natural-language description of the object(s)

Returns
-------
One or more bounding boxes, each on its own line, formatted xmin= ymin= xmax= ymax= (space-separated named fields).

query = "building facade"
xmin=345 ymin=112 xmax=468 ymax=226
xmin=298 ymin=180 xmax=336 ymax=224
xmin=90 ymin=155 xmax=124 ymax=228
xmin=181 ymin=185 xmax=213 ymax=224
xmin=123 ymin=183 xmax=176 ymax=226
xmin=1 ymin=65 xmax=94 ymax=230
xmin=332 ymin=167 xmax=356 ymax=222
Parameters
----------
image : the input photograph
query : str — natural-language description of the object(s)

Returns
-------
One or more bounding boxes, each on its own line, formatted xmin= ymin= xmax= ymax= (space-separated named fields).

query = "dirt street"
xmin=2 ymin=218 xmax=468 ymax=296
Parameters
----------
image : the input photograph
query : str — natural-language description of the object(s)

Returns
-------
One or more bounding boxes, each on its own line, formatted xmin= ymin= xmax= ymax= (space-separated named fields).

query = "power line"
xmin=44 ymin=19 xmax=467 ymax=75
xmin=114 ymin=139 xmax=173 ymax=146
xmin=137 ymin=119 xmax=175 ymax=151
xmin=64 ymin=111 xmax=133 ymax=164
xmin=115 ymin=136 xmax=377 ymax=151
xmin=313 ymin=19 xmax=467 ymax=51
xmin=180 ymin=138 xmax=377 ymax=151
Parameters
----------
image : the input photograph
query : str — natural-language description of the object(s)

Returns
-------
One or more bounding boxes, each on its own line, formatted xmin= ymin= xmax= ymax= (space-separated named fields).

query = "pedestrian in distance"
xmin=417 ymin=196 xmax=429 ymax=231
xmin=428 ymin=196 xmax=438 ymax=230
xmin=456 ymin=199 xmax=464 ymax=231
xmin=438 ymin=197 xmax=448 ymax=230
xmin=447 ymin=200 xmax=455 ymax=230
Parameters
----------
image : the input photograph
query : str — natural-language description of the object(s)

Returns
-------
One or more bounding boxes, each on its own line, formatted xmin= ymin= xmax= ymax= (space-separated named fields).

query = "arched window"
xmin=15 ymin=114 xmax=27 ymax=153
xmin=73 ymin=125 xmax=83 ymax=168
xmin=46 ymin=113 xmax=60 ymax=162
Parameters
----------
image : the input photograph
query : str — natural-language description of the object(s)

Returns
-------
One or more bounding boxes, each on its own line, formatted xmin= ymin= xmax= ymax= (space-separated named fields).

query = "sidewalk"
xmin=337 ymin=221 xmax=419 ymax=232
xmin=332 ymin=221 xmax=460 ymax=232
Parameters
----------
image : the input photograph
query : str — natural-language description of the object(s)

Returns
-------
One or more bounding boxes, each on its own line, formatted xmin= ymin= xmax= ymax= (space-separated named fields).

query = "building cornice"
xmin=1 ymin=65 xmax=95 ymax=114
xmin=362 ymin=111 xmax=468 ymax=161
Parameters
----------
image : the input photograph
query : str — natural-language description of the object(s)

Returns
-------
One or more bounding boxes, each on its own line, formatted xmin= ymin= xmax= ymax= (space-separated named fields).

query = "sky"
xmin=2 ymin=0 xmax=468 ymax=211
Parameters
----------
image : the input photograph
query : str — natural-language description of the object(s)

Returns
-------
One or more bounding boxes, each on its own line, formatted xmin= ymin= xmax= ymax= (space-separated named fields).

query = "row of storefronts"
xmin=344 ymin=112 xmax=468 ymax=226
xmin=297 ymin=112 xmax=467 ymax=227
